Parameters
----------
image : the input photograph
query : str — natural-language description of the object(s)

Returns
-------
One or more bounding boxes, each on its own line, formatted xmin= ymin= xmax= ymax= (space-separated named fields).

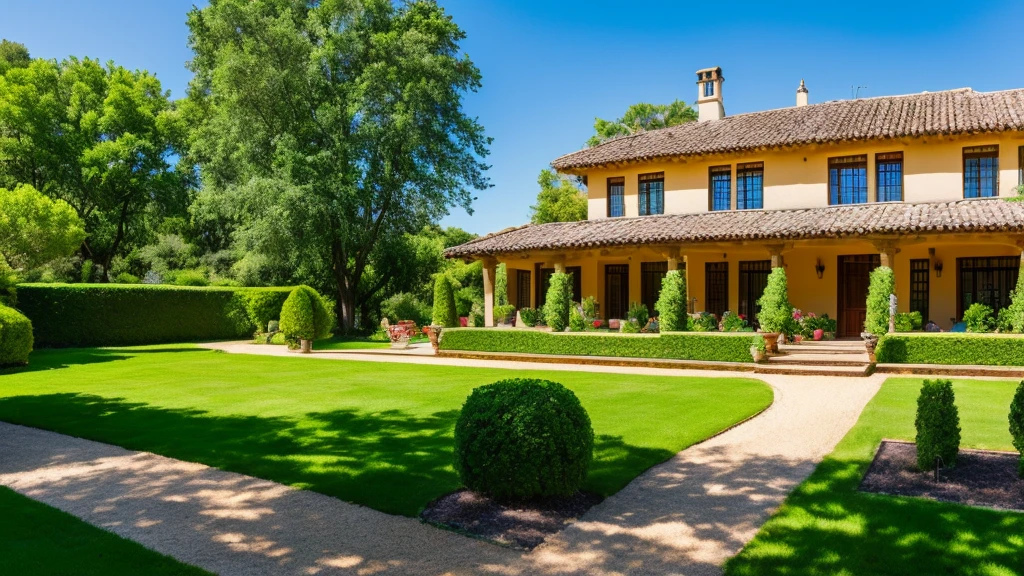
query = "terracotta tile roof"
xmin=551 ymin=88 xmax=1024 ymax=171
xmin=444 ymin=199 xmax=1024 ymax=258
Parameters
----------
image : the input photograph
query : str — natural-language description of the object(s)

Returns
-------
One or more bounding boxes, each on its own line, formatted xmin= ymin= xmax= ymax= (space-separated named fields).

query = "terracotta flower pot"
xmin=424 ymin=325 xmax=442 ymax=354
xmin=762 ymin=332 xmax=781 ymax=354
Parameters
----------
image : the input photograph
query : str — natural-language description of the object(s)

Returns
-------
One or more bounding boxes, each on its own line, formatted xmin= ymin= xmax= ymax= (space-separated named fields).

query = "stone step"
xmin=778 ymin=343 xmax=865 ymax=355
xmin=754 ymin=363 xmax=873 ymax=377
xmin=767 ymin=352 xmax=871 ymax=366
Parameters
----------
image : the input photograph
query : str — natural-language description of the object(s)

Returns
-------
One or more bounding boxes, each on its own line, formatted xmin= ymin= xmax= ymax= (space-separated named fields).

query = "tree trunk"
xmin=335 ymin=282 xmax=357 ymax=334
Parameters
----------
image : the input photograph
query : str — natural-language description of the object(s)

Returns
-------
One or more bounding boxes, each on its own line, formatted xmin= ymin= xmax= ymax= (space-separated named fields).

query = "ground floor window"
xmin=640 ymin=262 xmax=667 ymax=316
xmin=738 ymin=260 xmax=771 ymax=322
xmin=605 ymin=264 xmax=629 ymax=319
xmin=957 ymin=257 xmax=1019 ymax=320
xmin=515 ymin=269 xmax=531 ymax=310
xmin=705 ymin=262 xmax=729 ymax=319
xmin=535 ymin=265 xmax=581 ymax=309
xmin=909 ymin=259 xmax=930 ymax=324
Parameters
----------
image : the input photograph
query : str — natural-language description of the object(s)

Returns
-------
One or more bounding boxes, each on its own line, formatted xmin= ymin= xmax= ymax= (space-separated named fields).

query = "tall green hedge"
xmin=432 ymin=274 xmax=458 ymax=327
xmin=876 ymin=333 xmax=1024 ymax=366
xmin=439 ymin=329 xmax=759 ymax=363
xmin=16 ymin=283 xmax=293 ymax=347
xmin=865 ymin=266 xmax=895 ymax=336
xmin=0 ymin=304 xmax=33 ymax=365
xmin=655 ymin=270 xmax=688 ymax=331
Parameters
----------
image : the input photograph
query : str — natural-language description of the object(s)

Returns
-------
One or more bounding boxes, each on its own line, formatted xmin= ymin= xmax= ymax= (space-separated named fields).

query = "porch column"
xmin=482 ymin=258 xmax=496 ymax=327
xmin=874 ymin=239 xmax=900 ymax=269
xmin=767 ymin=244 xmax=786 ymax=269
xmin=554 ymin=262 xmax=566 ymax=274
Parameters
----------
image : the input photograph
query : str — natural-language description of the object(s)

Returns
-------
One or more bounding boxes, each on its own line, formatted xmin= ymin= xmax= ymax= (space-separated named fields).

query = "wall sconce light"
xmin=934 ymin=260 xmax=943 ymax=278
xmin=815 ymin=258 xmax=826 ymax=279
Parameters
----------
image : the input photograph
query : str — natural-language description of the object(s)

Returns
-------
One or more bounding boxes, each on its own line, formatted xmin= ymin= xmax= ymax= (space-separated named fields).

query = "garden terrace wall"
xmin=17 ymin=284 xmax=294 ymax=347
xmin=876 ymin=333 xmax=1024 ymax=366
xmin=439 ymin=328 xmax=759 ymax=363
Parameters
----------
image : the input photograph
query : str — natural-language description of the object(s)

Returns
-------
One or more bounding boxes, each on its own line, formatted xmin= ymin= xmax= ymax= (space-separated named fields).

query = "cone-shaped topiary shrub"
xmin=757 ymin=267 xmax=793 ymax=334
xmin=0 ymin=304 xmax=33 ymax=366
xmin=279 ymin=286 xmax=333 ymax=341
xmin=543 ymin=272 xmax=572 ymax=331
xmin=569 ymin=304 xmax=586 ymax=332
xmin=915 ymin=379 xmax=961 ymax=470
xmin=865 ymin=266 xmax=895 ymax=336
xmin=454 ymin=378 xmax=594 ymax=501
xmin=1005 ymin=273 xmax=1024 ymax=333
xmin=431 ymin=274 xmax=458 ymax=327
xmin=1009 ymin=381 xmax=1024 ymax=476
xmin=655 ymin=270 xmax=688 ymax=331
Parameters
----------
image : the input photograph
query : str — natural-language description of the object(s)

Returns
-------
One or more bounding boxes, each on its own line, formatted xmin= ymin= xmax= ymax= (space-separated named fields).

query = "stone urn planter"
xmin=761 ymin=332 xmax=781 ymax=354
xmin=750 ymin=345 xmax=765 ymax=363
xmin=424 ymin=325 xmax=442 ymax=354
xmin=861 ymin=332 xmax=879 ymax=362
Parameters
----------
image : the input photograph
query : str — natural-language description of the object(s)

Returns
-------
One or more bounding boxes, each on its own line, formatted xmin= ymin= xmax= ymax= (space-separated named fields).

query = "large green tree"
xmin=184 ymin=0 xmax=490 ymax=332
xmin=0 ymin=184 xmax=86 ymax=270
xmin=530 ymin=168 xmax=587 ymax=224
xmin=0 ymin=57 xmax=190 ymax=279
xmin=587 ymin=100 xmax=697 ymax=147
xmin=0 ymin=40 xmax=30 ymax=75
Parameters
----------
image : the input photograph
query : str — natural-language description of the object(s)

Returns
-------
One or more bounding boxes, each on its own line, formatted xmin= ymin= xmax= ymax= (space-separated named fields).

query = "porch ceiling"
xmin=445 ymin=198 xmax=1024 ymax=260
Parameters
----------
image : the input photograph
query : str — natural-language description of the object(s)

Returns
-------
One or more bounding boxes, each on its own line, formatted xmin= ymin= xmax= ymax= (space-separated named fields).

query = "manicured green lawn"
xmin=0 ymin=485 xmax=207 ymax=575
xmin=314 ymin=336 xmax=392 ymax=350
xmin=726 ymin=377 xmax=1024 ymax=576
xmin=0 ymin=345 xmax=772 ymax=517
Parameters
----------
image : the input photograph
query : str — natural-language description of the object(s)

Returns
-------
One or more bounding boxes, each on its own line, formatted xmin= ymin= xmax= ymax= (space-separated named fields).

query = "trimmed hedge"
xmin=431 ymin=274 xmax=458 ymax=327
xmin=439 ymin=329 xmax=759 ymax=363
xmin=454 ymin=378 xmax=593 ymax=501
xmin=16 ymin=283 xmax=293 ymax=347
xmin=279 ymin=286 xmax=333 ymax=341
xmin=876 ymin=333 xmax=1024 ymax=366
xmin=0 ymin=304 xmax=33 ymax=365
xmin=914 ymin=379 xmax=961 ymax=470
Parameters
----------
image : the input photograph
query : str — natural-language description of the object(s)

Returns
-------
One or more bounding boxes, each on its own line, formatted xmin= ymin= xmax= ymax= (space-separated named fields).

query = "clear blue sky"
xmin=3 ymin=0 xmax=1023 ymax=235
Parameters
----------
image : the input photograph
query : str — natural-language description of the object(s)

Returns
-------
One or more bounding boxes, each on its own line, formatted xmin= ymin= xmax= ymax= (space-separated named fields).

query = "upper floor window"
xmin=828 ymin=155 xmax=868 ymax=205
xmin=709 ymin=166 xmax=731 ymax=211
xmin=876 ymin=152 xmax=903 ymax=202
xmin=737 ymin=162 xmax=764 ymax=210
xmin=607 ymin=177 xmax=625 ymax=218
xmin=963 ymin=145 xmax=999 ymax=198
xmin=638 ymin=172 xmax=664 ymax=216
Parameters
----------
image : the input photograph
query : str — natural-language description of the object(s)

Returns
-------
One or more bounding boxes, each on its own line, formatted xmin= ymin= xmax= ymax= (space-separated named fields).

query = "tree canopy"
xmin=0 ymin=56 xmax=190 ymax=279
xmin=184 ymin=0 xmax=490 ymax=332
xmin=587 ymin=100 xmax=697 ymax=147
xmin=0 ymin=40 xmax=30 ymax=75
xmin=530 ymin=169 xmax=588 ymax=224
xmin=0 ymin=184 xmax=86 ymax=271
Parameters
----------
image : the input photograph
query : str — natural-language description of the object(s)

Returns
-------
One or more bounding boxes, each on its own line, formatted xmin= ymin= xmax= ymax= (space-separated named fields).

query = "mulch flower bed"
xmin=859 ymin=440 xmax=1024 ymax=511
xmin=420 ymin=489 xmax=602 ymax=549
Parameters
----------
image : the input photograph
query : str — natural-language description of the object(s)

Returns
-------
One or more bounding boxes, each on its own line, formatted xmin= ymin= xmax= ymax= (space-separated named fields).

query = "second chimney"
xmin=796 ymin=79 xmax=809 ymax=107
xmin=696 ymin=67 xmax=725 ymax=122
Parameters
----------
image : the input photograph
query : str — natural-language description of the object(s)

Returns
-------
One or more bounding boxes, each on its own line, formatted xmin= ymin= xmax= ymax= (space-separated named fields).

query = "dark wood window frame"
xmin=604 ymin=264 xmax=630 ymax=320
xmin=828 ymin=154 xmax=869 ymax=205
xmin=736 ymin=161 xmax=764 ymax=210
xmin=534 ymin=265 xmax=581 ymax=309
xmin=607 ymin=176 xmax=625 ymax=218
xmin=515 ymin=269 xmax=531 ymax=310
xmin=738 ymin=260 xmax=771 ymax=322
xmin=909 ymin=259 xmax=930 ymax=324
xmin=708 ymin=165 xmax=732 ymax=211
xmin=956 ymin=256 xmax=1020 ymax=320
xmin=963 ymin=145 xmax=999 ymax=199
xmin=876 ymin=151 xmax=904 ymax=202
xmin=638 ymin=172 xmax=665 ymax=216
xmin=705 ymin=262 xmax=729 ymax=319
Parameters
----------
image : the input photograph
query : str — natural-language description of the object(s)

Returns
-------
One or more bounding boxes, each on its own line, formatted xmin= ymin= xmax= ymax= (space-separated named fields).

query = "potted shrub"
xmin=279 ymin=286 xmax=333 ymax=353
xmin=543 ymin=273 xmax=573 ymax=331
xmin=750 ymin=336 xmax=767 ymax=363
xmin=493 ymin=304 xmax=516 ymax=327
xmin=655 ymin=270 xmax=688 ymax=331
xmin=757 ymin=268 xmax=793 ymax=353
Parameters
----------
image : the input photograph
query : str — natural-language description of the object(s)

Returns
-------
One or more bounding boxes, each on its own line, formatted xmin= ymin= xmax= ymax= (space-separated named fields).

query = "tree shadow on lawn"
xmin=725 ymin=455 xmax=1024 ymax=575
xmin=0 ymin=393 xmax=674 ymax=518
xmin=1 ymin=346 xmax=211 ymax=376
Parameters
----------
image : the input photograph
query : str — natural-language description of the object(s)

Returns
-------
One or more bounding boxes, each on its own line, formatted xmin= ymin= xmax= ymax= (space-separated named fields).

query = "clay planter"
xmin=300 ymin=339 xmax=312 ymax=354
xmin=861 ymin=332 xmax=879 ymax=362
xmin=424 ymin=325 xmax=442 ymax=354
xmin=762 ymin=332 xmax=781 ymax=354
xmin=750 ymin=345 xmax=765 ymax=363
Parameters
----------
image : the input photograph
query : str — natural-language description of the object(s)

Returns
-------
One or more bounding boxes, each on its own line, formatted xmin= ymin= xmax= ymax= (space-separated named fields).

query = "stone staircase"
xmin=754 ymin=339 xmax=873 ymax=377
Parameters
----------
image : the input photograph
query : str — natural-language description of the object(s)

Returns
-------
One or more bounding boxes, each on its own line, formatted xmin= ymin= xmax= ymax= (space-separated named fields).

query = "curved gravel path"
xmin=0 ymin=348 xmax=884 ymax=575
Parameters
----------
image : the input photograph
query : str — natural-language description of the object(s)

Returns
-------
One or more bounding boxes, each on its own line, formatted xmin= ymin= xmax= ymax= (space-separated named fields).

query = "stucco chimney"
xmin=796 ymin=79 xmax=809 ymax=107
xmin=696 ymin=67 xmax=725 ymax=122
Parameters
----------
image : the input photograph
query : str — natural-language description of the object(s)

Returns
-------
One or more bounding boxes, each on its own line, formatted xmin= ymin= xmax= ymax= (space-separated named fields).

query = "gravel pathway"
xmin=0 ymin=347 xmax=884 ymax=575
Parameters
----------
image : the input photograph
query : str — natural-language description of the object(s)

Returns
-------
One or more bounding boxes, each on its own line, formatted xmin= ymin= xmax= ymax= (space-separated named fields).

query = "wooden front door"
xmin=605 ymin=264 xmax=629 ymax=319
xmin=837 ymin=255 xmax=880 ymax=338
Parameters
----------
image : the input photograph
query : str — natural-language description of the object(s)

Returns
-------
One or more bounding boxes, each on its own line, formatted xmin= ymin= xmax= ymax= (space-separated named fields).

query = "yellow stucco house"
xmin=447 ymin=67 xmax=1024 ymax=338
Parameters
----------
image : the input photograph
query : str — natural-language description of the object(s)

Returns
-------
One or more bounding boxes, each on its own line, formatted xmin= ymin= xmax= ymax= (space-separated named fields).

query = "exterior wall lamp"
xmin=934 ymin=260 xmax=944 ymax=278
xmin=815 ymin=258 xmax=826 ymax=279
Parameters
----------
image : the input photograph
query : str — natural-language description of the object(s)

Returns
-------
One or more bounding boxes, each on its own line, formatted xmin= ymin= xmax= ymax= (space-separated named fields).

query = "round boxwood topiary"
xmin=279 ymin=285 xmax=333 ymax=342
xmin=0 ymin=304 xmax=33 ymax=366
xmin=454 ymin=378 xmax=594 ymax=501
